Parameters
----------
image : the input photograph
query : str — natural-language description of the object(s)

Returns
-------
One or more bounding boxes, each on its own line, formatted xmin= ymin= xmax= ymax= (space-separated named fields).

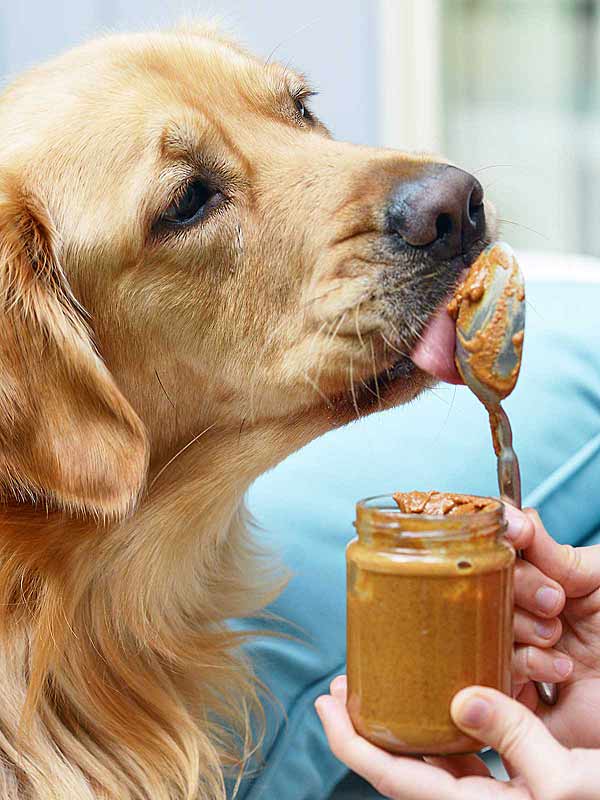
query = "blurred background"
xmin=1 ymin=0 xmax=599 ymax=256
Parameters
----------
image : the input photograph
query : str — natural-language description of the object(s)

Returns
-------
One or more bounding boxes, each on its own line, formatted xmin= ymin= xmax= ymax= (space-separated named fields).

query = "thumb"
xmin=451 ymin=687 xmax=569 ymax=791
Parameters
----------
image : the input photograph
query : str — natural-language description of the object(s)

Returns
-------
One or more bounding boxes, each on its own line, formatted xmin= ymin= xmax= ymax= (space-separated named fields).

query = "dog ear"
xmin=0 ymin=175 xmax=148 ymax=520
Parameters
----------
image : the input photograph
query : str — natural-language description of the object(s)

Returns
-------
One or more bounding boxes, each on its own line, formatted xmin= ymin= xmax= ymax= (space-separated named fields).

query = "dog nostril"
xmin=435 ymin=212 xmax=453 ymax=240
xmin=468 ymin=200 xmax=484 ymax=228
xmin=467 ymin=184 xmax=484 ymax=227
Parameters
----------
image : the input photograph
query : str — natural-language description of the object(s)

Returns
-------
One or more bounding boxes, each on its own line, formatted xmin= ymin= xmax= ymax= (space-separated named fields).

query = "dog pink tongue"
xmin=411 ymin=305 xmax=464 ymax=385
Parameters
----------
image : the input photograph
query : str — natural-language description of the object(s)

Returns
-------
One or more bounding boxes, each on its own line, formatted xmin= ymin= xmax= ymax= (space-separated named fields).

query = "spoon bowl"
xmin=453 ymin=241 xmax=525 ymax=407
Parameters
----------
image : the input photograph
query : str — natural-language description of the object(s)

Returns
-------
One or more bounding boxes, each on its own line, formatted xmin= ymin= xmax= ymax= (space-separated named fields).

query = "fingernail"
xmin=535 ymin=586 xmax=561 ymax=614
xmin=455 ymin=697 xmax=492 ymax=729
xmin=554 ymin=658 xmax=572 ymax=678
xmin=503 ymin=506 xmax=525 ymax=541
xmin=534 ymin=619 xmax=556 ymax=639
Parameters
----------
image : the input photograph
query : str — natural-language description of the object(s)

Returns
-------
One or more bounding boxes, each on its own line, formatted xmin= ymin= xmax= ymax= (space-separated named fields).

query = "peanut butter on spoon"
xmin=448 ymin=242 xmax=525 ymax=414
xmin=449 ymin=241 xmax=557 ymax=707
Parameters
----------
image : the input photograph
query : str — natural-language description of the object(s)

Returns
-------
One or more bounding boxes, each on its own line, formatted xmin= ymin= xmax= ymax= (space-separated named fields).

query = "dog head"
xmin=0 ymin=26 xmax=493 ymax=517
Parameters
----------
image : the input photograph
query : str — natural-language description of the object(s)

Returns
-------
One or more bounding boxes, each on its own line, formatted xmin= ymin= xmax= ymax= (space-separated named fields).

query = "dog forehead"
xmin=0 ymin=31 xmax=290 ymax=215
xmin=124 ymin=33 xmax=307 ymax=130
xmin=0 ymin=29 xmax=288 ymax=155
xmin=124 ymin=33 xmax=269 ymax=107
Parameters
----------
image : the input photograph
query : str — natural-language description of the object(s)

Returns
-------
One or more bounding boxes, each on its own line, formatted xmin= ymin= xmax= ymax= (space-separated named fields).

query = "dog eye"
xmin=295 ymin=97 xmax=308 ymax=118
xmin=294 ymin=94 xmax=316 ymax=124
xmin=161 ymin=181 xmax=223 ymax=226
xmin=291 ymin=88 xmax=318 ymax=125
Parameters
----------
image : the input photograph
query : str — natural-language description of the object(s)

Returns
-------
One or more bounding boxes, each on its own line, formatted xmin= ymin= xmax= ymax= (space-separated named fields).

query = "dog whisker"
xmin=154 ymin=369 xmax=177 ymax=412
xmin=418 ymin=271 xmax=440 ymax=282
xmin=328 ymin=309 xmax=348 ymax=342
xmin=295 ymin=319 xmax=337 ymax=401
xmin=353 ymin=302 xmax=365 ymax=349
xmin=265 ymin=18 xmax=322 ymax=65
xmin=298 ymin=283 xmax=346 ymax=310
xmin=472 ymin=164 xmax=515 ymax=174
xmin=315 ymin=310 xmax=348 ymax=385
xmin=497 ymin=218 xmax=549 ymax=241
xmin=150 ymin=424 xmax=216 ymax=489
xmin=369 ymin=338 xmax=382 ymax=409
xmin=307 ymin=317 xmax=334 ymax=385
xmin=380 ymin=331 xmax=411 ymax=360
xmin=301 ymin=371 xmax=333 ymax=409
xmin=428 ymin=388 xmax=453 ymax=406
xmin=293 ymin=318 xmax=332 ymax=406
xmin=238 ymin=417 xmax=247 ymax=446
xmin=404 ymin=315 xmax=427 ymax=347
xmin=348 ymin=356 xmax=361 ymax=420
xmin=360 ymin=379 xmax=380 ymax=400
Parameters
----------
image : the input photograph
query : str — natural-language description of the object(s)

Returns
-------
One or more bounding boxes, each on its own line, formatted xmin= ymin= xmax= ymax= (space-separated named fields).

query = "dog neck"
xmin=112 ymin=416 xmax=323 ymax=623
xmin=0 ymin=415 xmax=328 ymax=799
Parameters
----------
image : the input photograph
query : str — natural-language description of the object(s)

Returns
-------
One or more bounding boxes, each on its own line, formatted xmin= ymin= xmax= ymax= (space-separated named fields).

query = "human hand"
xmin=504 ymin=506 xmax=600 ymax=748
xmin=506 ymin=505 xmax=573 ymax=700
xmin=316 ymin=676 xmax=600 ymax=799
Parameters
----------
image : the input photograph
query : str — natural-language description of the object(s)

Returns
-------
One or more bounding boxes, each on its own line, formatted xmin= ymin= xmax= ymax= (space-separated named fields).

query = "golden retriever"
xmin=0 ymin=23 xmax=492 ymax=800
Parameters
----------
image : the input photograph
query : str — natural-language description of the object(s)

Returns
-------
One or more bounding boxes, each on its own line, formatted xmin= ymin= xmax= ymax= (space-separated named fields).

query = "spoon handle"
xmin=489 ymin=405 xmax=559 ymax=707
xmin=491 ymin=405 xmax=522 ymax=508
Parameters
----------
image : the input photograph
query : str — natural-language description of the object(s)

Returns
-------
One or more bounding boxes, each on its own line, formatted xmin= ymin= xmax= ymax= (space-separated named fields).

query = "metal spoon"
xmin=452 ymin=241 xmax=558 ymax=706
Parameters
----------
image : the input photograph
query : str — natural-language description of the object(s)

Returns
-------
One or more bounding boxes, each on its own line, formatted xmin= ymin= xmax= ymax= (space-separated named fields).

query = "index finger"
xmin=522 ymin=510 xmax=600 ymax=598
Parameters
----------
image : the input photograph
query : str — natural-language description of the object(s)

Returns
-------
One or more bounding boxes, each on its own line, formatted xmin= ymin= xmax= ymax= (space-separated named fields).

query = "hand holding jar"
xmin=315 ymin=506 xmax=600 ymax=798
xmin=504 ymin=506 xmax=600 ymax=750
xmin=316 ymin=677 xmax=600 ymax=799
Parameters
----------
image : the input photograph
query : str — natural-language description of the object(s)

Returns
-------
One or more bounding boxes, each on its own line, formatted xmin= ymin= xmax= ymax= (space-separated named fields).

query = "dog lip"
xmin=376 ymin=356 xmax=415 ymax=384
xmin=348 ymin=355 xmax=416 ymax=408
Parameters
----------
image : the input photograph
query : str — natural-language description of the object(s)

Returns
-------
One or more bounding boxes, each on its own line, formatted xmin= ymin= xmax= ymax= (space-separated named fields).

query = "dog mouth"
xmin=328 ymin=273 xmax=473 ymax=415
xmin=322 ymin=236 xmax=490 ymax=417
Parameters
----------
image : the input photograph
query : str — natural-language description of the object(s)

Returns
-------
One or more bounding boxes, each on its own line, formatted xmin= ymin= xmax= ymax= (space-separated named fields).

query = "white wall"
xmin=0 ymin=0 xmax=379 ymax=146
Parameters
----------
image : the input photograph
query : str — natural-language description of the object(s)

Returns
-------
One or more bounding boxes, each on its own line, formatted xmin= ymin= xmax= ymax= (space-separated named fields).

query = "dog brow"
xmin=160 ymin=116 xmax=254 ymax=182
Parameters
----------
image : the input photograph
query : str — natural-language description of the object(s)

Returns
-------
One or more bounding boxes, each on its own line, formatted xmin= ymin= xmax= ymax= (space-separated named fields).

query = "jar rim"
xmin=356 ymin=493 xmax=505 ymax=533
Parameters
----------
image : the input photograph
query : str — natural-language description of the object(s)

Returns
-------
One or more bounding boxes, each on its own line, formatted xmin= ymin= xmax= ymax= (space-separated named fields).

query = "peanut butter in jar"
xmin=346 ymin=492 xmax=514 ymax=755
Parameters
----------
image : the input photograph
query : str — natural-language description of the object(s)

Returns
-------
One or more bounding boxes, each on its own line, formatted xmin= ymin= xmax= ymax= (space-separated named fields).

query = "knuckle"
xmin=524 ymin=645 xmax=536 ymax=673
xmin=561 ymin=544 xmax=582 ymax=592
xmin=520 ymin=512 xmax=536 ymax=545
xmin=495 ymin=710 xmax=536 ymax=762
xmin=512 ymin=645 xmax=529 ymax=679
xmin=525 ymin=507 xmax=542 ymax=527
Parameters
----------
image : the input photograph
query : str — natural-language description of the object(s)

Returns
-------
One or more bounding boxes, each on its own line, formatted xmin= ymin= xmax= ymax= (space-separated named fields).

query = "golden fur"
xmin=0 ymin=24 xmax=490 ymax=799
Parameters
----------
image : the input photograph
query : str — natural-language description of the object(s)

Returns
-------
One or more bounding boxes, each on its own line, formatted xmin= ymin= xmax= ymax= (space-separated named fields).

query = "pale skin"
xmin=316 ymin=507 xmax=600 ymax=799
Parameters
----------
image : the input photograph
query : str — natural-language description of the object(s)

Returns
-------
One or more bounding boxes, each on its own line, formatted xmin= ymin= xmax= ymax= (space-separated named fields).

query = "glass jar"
xmin=346 ymin=493 xmax=515 ymax=756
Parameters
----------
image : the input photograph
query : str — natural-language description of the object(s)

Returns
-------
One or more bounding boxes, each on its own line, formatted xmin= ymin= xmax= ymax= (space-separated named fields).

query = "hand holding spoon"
xmin=450 ymin=241 xmax=558 ymax=706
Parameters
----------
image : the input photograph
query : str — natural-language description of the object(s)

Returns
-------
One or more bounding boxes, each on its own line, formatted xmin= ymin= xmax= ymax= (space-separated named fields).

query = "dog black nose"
xmin=386 ymin=165 xmax=485 ymax=259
